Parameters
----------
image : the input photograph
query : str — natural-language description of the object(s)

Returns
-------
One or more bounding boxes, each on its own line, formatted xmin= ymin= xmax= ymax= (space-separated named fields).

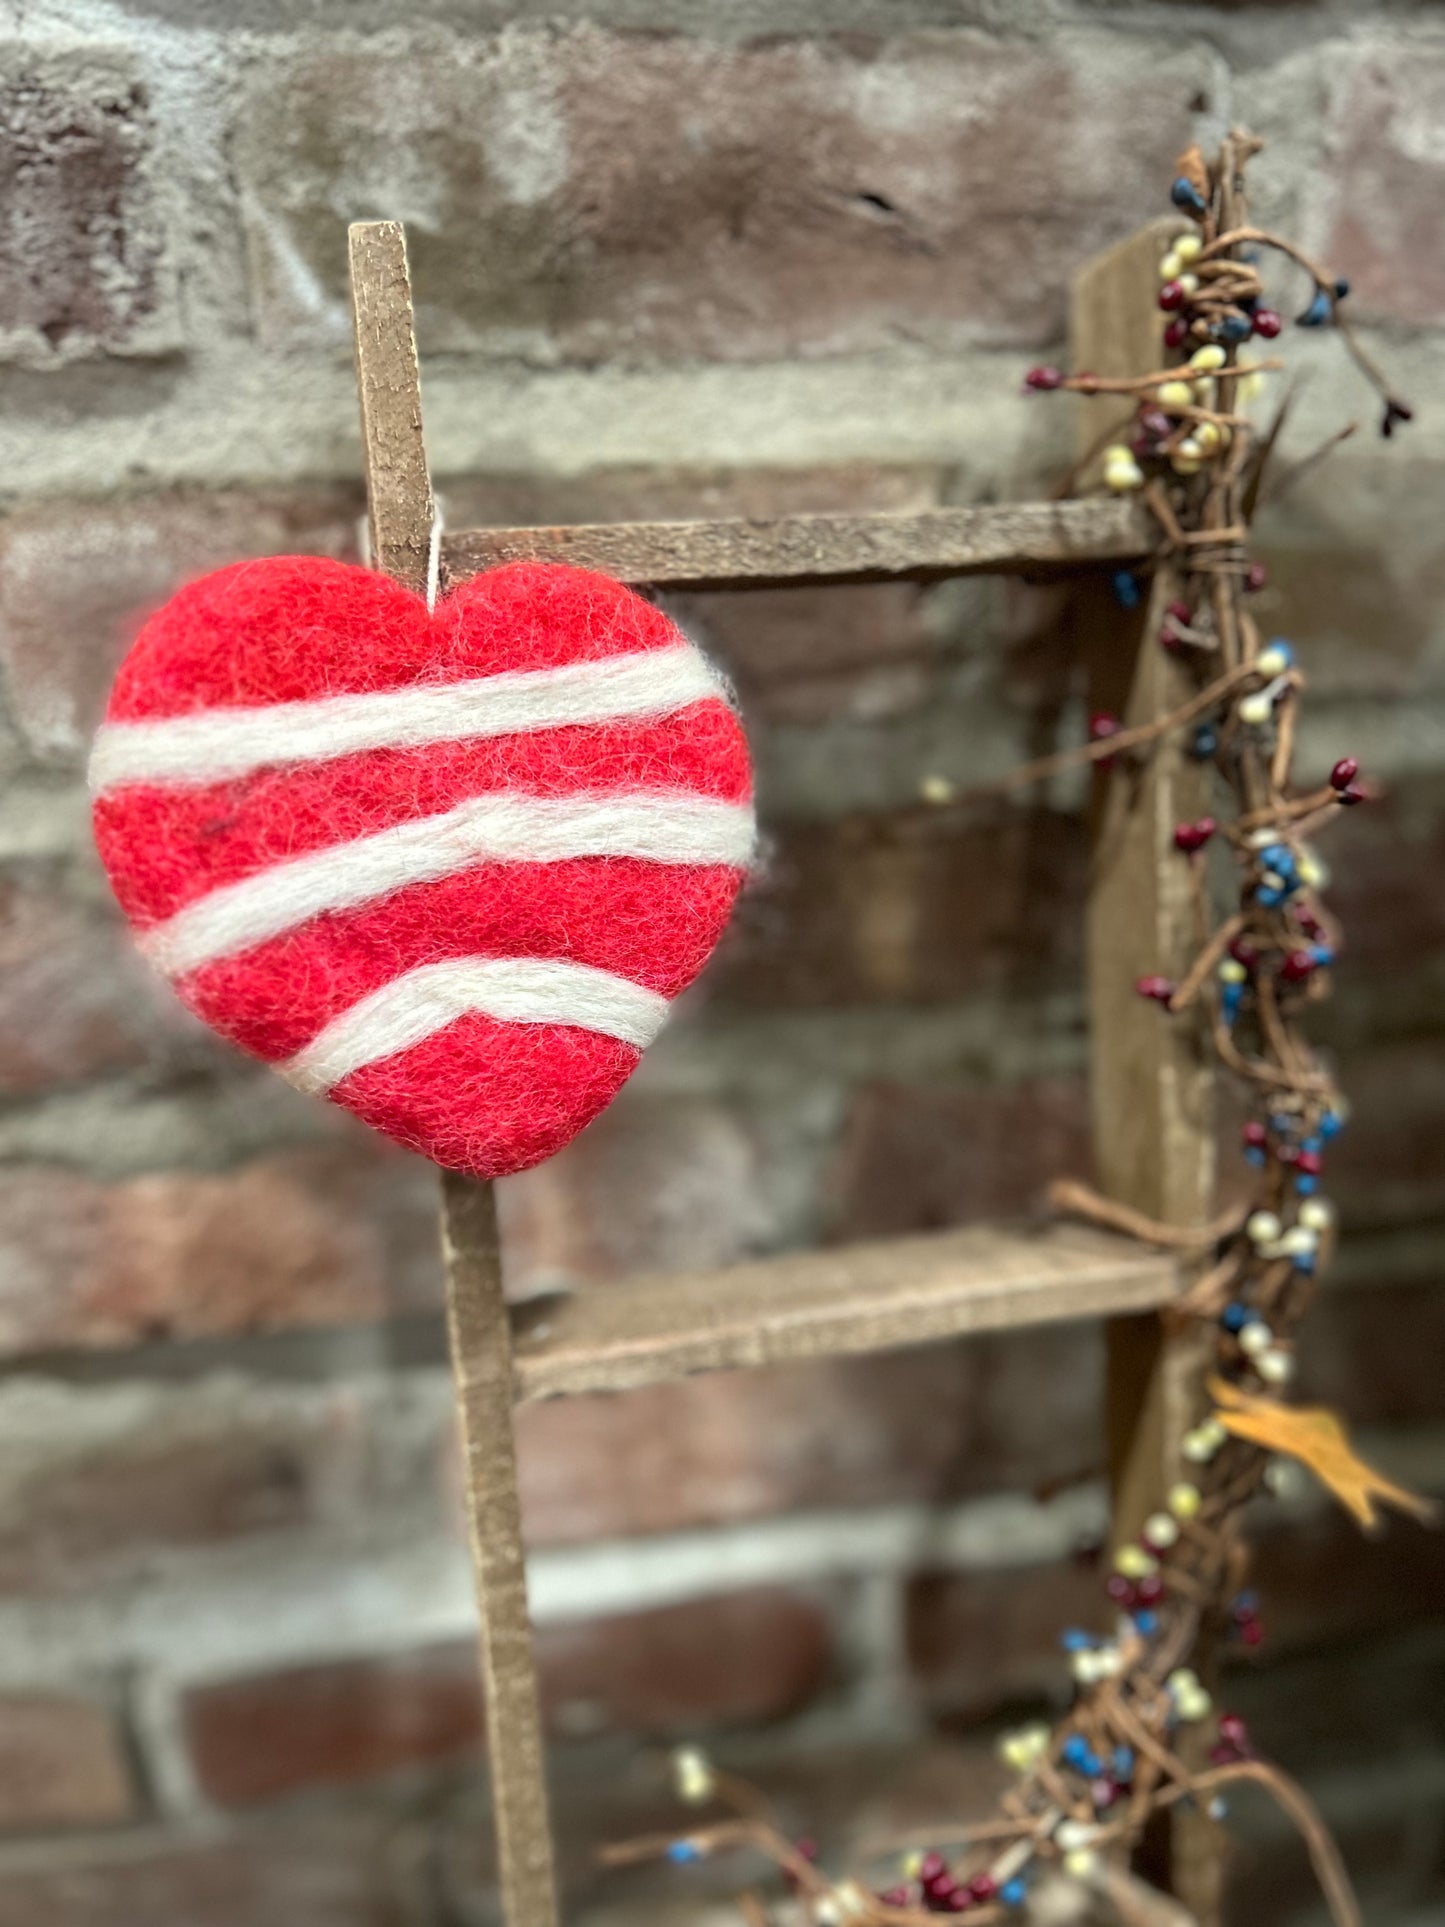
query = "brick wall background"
xmin=2 ymin=3 xmax=1444 ymax=1923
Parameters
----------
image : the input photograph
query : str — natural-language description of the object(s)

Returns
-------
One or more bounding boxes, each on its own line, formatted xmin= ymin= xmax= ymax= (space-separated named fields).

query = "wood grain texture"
xmin=348 ymin=225 xmax=559 ymax=1927
xmin=511 ymin=1225 xmax=1180 ymax=1402
xmin=1074 ymin=219 xmax=1222 ymax=1924
xmin=441 ymin=1176 xmax=560 ymax=1927
xmin=442 ymin=499 xmax=1153 ymax=592
xmin=348 ymin=222 xmax=436 ymax=596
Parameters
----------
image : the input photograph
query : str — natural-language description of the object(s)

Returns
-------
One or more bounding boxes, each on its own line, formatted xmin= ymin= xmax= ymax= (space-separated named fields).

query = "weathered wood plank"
xmin=441 ymin=1176 xmax=560 ymax=1927
xmin=349 ymin=224 xmax=560 ymax=1927
xmin=348 ymin=222 xmax=436 ymax=594
xmin=1075 ymin=219 xmax=1222 ymax=1925
xmin=442 ymin=498 xmax=1153 ymax=592
xmin=510 ymin=1225 xmax=1181 ymax=1402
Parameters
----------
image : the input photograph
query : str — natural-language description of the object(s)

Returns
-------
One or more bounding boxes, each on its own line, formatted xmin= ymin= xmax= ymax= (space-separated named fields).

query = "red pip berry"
xmin=1239 ymin=1618 xmax=1265 ymax=1648
xmin=1228 ymin=935 xmax=1259 ymax=969
xmin=1218 ymin=1713 xmax=1250 ymax=1749
xmin=1330 ymin=756 xmax=1360 ymax=790
xmin=920 ymin=1855 xmax=947 ymax=1884
xmin=947 ymin=1891 xmax=974 ymax=1913
xmin=1165 ymin=599 xmax=1193 ymax=624
xmin=1136 ymin=975 xmax=1176 ymax=1005
xmin=1158 ymin=280 xmax=1188 ymax=312
xmin=1025 ymin=365 xmax=1065 ymax=392
xmin=1280 ymin=948 xmax=1318 ymax=983
xmin=1296 ymin=1149 xmax=1323 ymax=1176
xmin=1136 ymin=1573 xmax=1166 ymax=1607
xmin=1245 ymin=562 xmax=1269 ymax=592
xmin=1163 ymin=316 xmax=1189 ymax=349
xmin=1253 ymin=308 xmax=1283 ymax=338
xmin=1173 ymin=817 xmax=1217 ymax=854
xmin=1159 ymin=623 xmax=1183 ymax=654
xmin=1089 ymin=711 xmax=1123 ymax=742
xmin=880 ymin=1889 xmax=911 ymax=1909
xmin=1140 ymin=408 xmax=1174 ymax=442
xmin=1337 ymin=783 xmax=1368 ymax=806
xmin=1106 ymin=1574 xmax=1138 ymax=1607
xmin=968 ymin=1876 xmax=998 ymax=1904
xmin=1243 ymin=1120 xmax=1268 ymax=1149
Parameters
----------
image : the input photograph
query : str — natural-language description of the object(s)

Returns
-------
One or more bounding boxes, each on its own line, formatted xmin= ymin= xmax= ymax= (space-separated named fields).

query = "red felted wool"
xmin=90 ymin=556 xmax=755 ymax=1178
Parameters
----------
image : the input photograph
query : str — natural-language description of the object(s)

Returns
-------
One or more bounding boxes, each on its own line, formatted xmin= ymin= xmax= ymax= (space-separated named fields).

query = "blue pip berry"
xmin=1221 ymin=982 xmax=1244 ymax=1024
xmin=1221 ymin=1302 xmax=1251 ymax=1333
xmin=1113 ymin=1746 xmax=1136 ymax=1782
xmin=1296 ymin=1174 xmax=1319 ymax=1196
xmin=1190 ymin=723 xmax=1219 ymax=760
xmin=1334 ymin=277 xmax=1351 ymax=299
xmin=1310 ymin=944 xmax=1335 ymax=968
xmin=1221 ymin=313 xmax=1253 ymax=342
xmin=1260 ymin=842 xmax=1295 ymax=876
xmin=1171 ymin=175 xmax=1209 ymax=216
xmin=1294 ymin=1252 xmax=1317 ymax=1275
xmin=1112 ymin=569 xmax=1142 ymax=610
xmin=1244 ymin=1146 xmax=1266 ymax=1168
xmin=1061 ymin=1630 xmax=1095 ymax=1653
xmin=1255 ymin=885 xmax=1285 ymax=909
xmin=1133 ymin=1609 xmax=1159 ymax=1636
xmin=667 ymin=1841 xmax=703 ymax=1865
xmin=1000 ymin=1879 xmax=1029 ymax=1908
xmin=1319 ymin=1109 xmax=1346 ymax=1140
xmin=1298 ymin=288 xmax=1332 ymax=328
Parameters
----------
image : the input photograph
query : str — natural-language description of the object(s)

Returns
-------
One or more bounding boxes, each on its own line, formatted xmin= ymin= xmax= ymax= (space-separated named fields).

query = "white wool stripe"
xmin=87 ymin=646 xmax=721 ymax=792
xmin=280 ymin=956 xmax=670 ymax=1095
xmin=141 ymin=790 xmax=755 ymax=978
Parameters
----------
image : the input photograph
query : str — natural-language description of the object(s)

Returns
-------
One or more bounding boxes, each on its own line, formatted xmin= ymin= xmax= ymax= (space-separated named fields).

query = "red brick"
xmin=0 ymin=1146 xmax=439 ymax=1356
xmin=0 ymin=52 xmax=174 ymax=362
xmin=1247 ymin=1498 xmax=1445 ymax=1661
xmin=906 ymin=1558 xmax=1104 ymax=1721
xmin=515 ymin=1323 xmax=1103 ymax=1547
xmin=539 ymin=1586 xmax=832 ymax=1740
xmin=185 ymin=1589 xmax=831 ymax=1806
xmin=0 ymin=1813 xmax=408 ymax=1927
xmin=1298 ymin=1277 xmax=1445 ymax=1429
xmin=499 ymin=1093 xmax=791 ymax=1294
xmin=827 ymin=1075 xmax=1091 ymax=1238
xmin=1326 ymin=1039 xmax=1445 ymax=1230
xmin=718 ymin=807 xmax=1086 ymax=1009
xmin=1320 ymin=48 xmax=1445 ymax=326
xmin=184 ymin=1646 xmax=483 ymax=1808
xmin=0 ymin=876 xmax=203 ymax=1096
xmin=0 ymin=1692 xmax=133 ymax=1832
xmin=235 ymin=29 xmax=1209 ymax=360
xmin=0 ymin=490 xmax=358 ymax=764
xmin=0 ymin=1375 xmax=445 ymax=1597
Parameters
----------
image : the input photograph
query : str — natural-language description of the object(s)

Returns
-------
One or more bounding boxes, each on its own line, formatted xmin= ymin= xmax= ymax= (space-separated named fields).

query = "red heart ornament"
xmin=90 ymin=556 xmax=754 ymax=1177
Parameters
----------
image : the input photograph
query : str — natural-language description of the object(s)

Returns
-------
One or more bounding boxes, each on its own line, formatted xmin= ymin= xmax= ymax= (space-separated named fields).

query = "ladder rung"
xmin=509 ymin=1224 xmax=1180 ymax=1402
xmin=442 ymin=500 xmax=1152 ymax=593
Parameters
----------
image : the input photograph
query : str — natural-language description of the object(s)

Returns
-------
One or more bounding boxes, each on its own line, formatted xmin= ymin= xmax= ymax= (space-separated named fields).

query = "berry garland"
xmin=604 ymin=132 xmax=1428 ymax=1927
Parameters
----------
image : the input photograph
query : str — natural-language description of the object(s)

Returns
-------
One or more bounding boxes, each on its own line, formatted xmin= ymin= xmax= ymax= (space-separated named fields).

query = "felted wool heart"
xmin=90 ymin=555 xmax=754 ymax=1178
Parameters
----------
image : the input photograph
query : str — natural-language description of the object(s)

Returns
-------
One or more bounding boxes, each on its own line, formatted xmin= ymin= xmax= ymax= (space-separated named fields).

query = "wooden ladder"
xmin=347 ymin=215 xmax=1217 ymax=1927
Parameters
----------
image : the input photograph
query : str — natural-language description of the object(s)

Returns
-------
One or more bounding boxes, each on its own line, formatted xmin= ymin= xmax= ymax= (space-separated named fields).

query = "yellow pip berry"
xmin=1156 ymin=379 xmax=1194 ymax=411
xmin=1114 ymin=1544 xmax=1158 ymax=1581
xmin=1159 ymin=250 xmax=1184 ymax=281
xmin=1104 ymin=457 xmax=1146 ymax=493
xmin=1219 ymin=958 xmax=1247 ymax=986
xmin=1195 ymin=421 xmax=1223 ymax=453
xmin=1174 ymin=234 xmax=1202 ymax=264
xmin=1168 ymin=1481 xmax=1202 ymax=1519
xmin=1189 ymin=344 xmax=1227 ymax=371
xmin=1256 ymin=642 xmax=1292 ymax=676
xmin=920 ymin=775 xmax=955 ymax=805
xmin=1238 ymin=690 xmax=1275 ymax=727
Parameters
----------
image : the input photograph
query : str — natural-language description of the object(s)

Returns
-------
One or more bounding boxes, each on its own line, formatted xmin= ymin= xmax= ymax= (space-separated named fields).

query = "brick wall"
xmin=2 ymin=4 xmax=1444 ymax=1923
